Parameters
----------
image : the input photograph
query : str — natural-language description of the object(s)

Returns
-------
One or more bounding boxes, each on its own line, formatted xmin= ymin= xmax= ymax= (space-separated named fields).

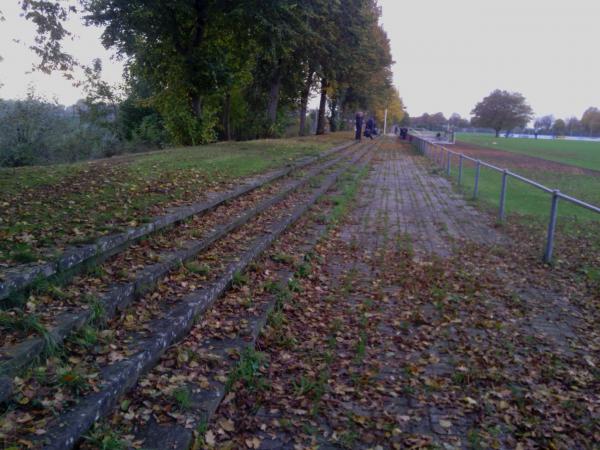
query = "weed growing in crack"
xmin=226 ymin=348 xmax=268 ymax=392
xmin=268 ymin=309 xmax=286 ymax=330
xmin=304 ymin=251 xmax=322 ymax=264
xmin=353 ymin=330 xmax=367 ymax=364
xmin=33 ymin=366 xmax=48 ymax=385
xmin=0 ymin=310 xmax=58 ymax=356
xmin=327 ymin=335 xmax=337 ymax=351
xmin=10 ymin=246 xmax=39 ymax=264
xmin=172 ymin=386 xmax=193 ymax=410
xmin=264 ymin=280 xmax=285 ymax=295
xmin=85 ymin=295 xmax=106 ymax=327
xmin=70 ymin=325 xmax=98 ymax=348
xmin=338 ymin=429 xmax=359 ymax=448
xmin=232 ymin=271 xmax=248 ymax=287
xmin=86 ymin=263 xmax=106 ymax=278
xmin=84 ymin=425 xmax=126 ymax=450
xmin=293 ymin=375 xmax=317 ymax=397
xmin=275 ymin=333 xmax=297 ymax=349
xmin=271 ymin=253 xmax=294 ymax=264
xmin=57 ymin=367 xmax=88 ymax=396
xmin=185 ymin=261 xmax=210 ymax=276
xmin=295 ymin=262 xmax=311 ymax=278
xmin=195 ymin=419 xmax=209 ymax=447
xmin=287 ymin=278 xmax=302 ymax=293
xmin=467 ymin=429 xmax=485 ymax=450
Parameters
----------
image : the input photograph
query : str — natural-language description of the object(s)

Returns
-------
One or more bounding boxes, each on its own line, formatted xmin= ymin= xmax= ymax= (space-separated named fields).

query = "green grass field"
xmin=456 ymin=133 xmax=600 ymax=171
xmin=443 ymin=133 xmax=600 ymax=225
xmin=452 ymin=164 xmax=600 ymax=224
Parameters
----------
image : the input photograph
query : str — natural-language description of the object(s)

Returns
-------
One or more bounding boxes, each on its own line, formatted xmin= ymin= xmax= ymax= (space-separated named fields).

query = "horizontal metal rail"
xmin=408 ymin=130 xmax=600 ymax=262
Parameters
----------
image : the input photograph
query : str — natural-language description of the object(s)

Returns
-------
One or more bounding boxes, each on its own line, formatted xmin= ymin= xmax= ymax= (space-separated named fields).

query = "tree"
xmin=82 ymin=1 xmax=244 ymax=145
xmin=384 ymin=87 xmax=405 ymax=127
xmin=534 ymin=115 xmax=554 ymax=133
xmin=552 ymin=118 xmax=566 ymax=136
xmin=449 ymin=113 xmax=469 ymax=129
xmin=430 ymin=112 xmax=447 ymax=129
xmin=565 ymin=116 xmax=582 ymax=136
xmin=581 ymin=107 xmax=600 ymax=137
xmin=20 ymin=0 xmax=77 ymax=76
xmin=16 ymin=0 xmax=397 ymax=146
xmin=470 ymin=90 xmax=534 ymax=137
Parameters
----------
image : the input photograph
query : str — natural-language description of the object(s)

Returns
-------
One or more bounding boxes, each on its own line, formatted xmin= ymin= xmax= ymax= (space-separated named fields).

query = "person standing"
xmin=355 ymin=111 xmax=364 ymax=140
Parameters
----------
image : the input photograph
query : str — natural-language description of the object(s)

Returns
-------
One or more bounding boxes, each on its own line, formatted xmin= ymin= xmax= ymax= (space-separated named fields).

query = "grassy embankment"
xmin=0 ymin=133 xmax=352 ymax=264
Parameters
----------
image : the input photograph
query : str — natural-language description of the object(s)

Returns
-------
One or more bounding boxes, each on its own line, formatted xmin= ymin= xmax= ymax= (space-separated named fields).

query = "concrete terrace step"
xmin=0 ymin=144 xmax=363 ymax=403
xmin=0 ymin=142 xmax=356 ymax=303
xmin=32 ymin=145 xmax=372 ymax=450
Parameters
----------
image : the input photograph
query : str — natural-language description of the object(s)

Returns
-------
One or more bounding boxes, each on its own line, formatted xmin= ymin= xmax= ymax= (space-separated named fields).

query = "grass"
xmin=232 ymin=270 xmax=249 ymax=287
xmin=84 ymin=425 xmax=126 ymax=450
xmin=172 ymin=386 xmax=193 ymax=410
xmin=0 ymin=310 xmax=57 ymax=355
xmin=86 ymin=295 xmax=106 ymax=327
xmin=184 ymin=261 xmax=210 ymax=276
xmin=57 ymin=367 xmax=88 ymax=395
xmin=457 ymin=132 xmax=600 ymax=171
xmin=226 ymin=347 xmax=268 ymax=392
xmin=0 ymin=133 xmax=352 ymax=265
xmin=325 ymin=164 xmax=370 ymax=229
xmin=452 ymin=163 xmax=600 ymax=224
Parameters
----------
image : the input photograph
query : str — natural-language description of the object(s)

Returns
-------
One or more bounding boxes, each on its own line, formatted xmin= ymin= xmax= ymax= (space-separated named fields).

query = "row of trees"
xmin=409 ymin=112 xmax=470 ymax=130
xmin=0 ymin=1 xmax=404 ymax=166
xmin=410 ymin=89 xmax=600 ymax=138
xmin=533 ymin=108 xmax=600 ymax=137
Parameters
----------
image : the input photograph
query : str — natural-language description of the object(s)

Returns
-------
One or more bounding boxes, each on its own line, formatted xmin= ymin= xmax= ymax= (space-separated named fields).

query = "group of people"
xmin=392 ymin=125 xmax=409 ymax=140
xmin=355 ymin=111 xmax=377 ymax=141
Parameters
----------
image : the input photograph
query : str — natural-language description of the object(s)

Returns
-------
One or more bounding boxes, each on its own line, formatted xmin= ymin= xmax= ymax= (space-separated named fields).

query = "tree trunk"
xmin=191 ymin=94 xmax=202 ymax=119
xmin=267 ymin=73 xmax=282 ymax=129
xmin=299 ymin=70 xmax=314 ymax=136
xmin=223 ymin=93 xmax=231 ymax=141
xmin=316 ymin=77 xmax=328 ymax=135
xmin=340 ymin=104 xmax=348 ymax=131
xmin=329 ymin=96 xmax=338 ymax=132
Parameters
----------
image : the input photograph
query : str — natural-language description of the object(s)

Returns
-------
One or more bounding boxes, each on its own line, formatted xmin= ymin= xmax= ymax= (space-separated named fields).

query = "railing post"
xmin=543 ymin=190 xmax=560 ymax=263
xmin=473 ymin=160 xmax=481 ymax=199
xmin=499 ymin=170 xmax=508 ymax=222
xmin=446 ymin=151 xmax=451 ymax=175
xmin=458 ymin=154 xmax=463 ymax=186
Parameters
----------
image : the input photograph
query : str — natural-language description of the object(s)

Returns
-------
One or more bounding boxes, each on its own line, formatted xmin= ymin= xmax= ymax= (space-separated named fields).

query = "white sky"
xmin=1 ymin=0 xmax=600 ymax=120
xmin=379 ymin=0 xmax=600 ymax=119
xmin=0 ymin=1 xmax=124 ymax=103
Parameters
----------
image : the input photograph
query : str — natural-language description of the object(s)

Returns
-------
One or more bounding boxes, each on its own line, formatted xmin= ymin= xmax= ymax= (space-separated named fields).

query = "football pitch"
xmin=456 ymin=133 xmax=600 ymax=171
xmin=443 ymin=133 xmax=600 ymax=223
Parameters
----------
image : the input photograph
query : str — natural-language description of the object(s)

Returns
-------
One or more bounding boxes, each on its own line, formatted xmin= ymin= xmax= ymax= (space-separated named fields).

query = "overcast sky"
xmin=379 ymin=0 xmax=600 ymax=119
xmin=1 ymin=0 xmax=599 ymax=120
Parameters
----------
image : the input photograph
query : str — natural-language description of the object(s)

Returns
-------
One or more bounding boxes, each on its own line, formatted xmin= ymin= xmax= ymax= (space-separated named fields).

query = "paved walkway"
xmin=342 ymin=139 xmax=504 ymax=258
xmin=208 ymin=138 xmax=596 ymax=449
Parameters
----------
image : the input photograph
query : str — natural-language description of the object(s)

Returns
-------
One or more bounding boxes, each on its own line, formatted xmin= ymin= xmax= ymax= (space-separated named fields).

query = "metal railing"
xmin=408 ymin=131 xmax=600 ymax=262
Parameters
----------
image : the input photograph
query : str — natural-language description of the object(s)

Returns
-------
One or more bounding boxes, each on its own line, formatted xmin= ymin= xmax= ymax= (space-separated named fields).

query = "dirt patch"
xmin=454 ymin=141 xmax=600 ymax=176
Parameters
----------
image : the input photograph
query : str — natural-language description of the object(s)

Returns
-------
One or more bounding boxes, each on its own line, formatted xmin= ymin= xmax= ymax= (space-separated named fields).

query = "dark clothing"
xmin=355 ymin=115 xmax=363 ymax=140
xmin=365 ymin=118 xmax=375 ymax=140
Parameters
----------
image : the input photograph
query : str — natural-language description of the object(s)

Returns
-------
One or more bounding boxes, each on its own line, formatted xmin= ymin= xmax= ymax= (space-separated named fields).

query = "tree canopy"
xmin=9 ymin=0 xmax=402 ymax=149
xmin=471 ymin=90 xmax=534 ymax=137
